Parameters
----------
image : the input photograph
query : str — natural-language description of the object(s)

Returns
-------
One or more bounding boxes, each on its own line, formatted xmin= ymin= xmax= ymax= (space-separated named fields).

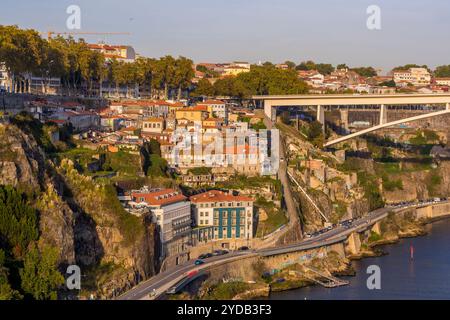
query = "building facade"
xmin=190 ymin=190 xmax=254 ymax=241
xmin=130 ymin=188 xmax=192 ymax=257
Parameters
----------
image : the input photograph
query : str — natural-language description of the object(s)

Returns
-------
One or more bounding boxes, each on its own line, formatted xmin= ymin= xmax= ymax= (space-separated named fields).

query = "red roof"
xmin=131 ymin=189 xmax=186 ymax=206
xmin=189 ymin=190 xmax=253 ymax=204
xmin=199 ymin=99 xmax=225 ymax=105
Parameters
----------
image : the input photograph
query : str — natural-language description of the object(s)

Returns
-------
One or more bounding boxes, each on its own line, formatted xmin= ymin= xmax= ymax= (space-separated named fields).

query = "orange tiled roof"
xmin=190 ymin=190 xmax=253 ymax=203
xmin=131 ymin=189 xmax=186 ymax=206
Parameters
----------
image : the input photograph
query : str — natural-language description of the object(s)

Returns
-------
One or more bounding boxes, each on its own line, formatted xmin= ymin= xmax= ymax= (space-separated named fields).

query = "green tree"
xmin=393 ymin=64 xmax=430 ymax=72
xmin=296 ymin=60 xmax=316 ymax=71
xmin=20 ymin=244 xmax=64 ymax=300
xmin=147 ymin=154 xmax=169 ymax=177
xmin=434 ymin=65 xmax=450 ymax=78
xmin=351 ymin=66 xmax=377 ymax=77
xmin=284 ymin=61 xmax=296 ymax=69
xmin=0 ymin=249 xmax=21 ymax=300
xmin=0 ymin=185 xmax=39 ymax=257
xmin=379 ymin=80 xmax=396 ymax=87
xmin=315 ymin=63 xmax=335 ymax=75
xmin=192 ymin=78 xmax=214 ymax=97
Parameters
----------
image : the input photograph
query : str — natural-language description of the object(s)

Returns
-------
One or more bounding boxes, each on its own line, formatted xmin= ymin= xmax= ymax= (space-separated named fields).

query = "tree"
xmin=434 ymin=65 xmax=450 ymax=78
xmin=157 ymin=55 xmax=177 ymax=99
xmin=0 ymin=249 xmax=21 ymax=300
xmin=393 ymin=64 xmax=429 ymax=72
xmin=337 ymin=63 xmax=349 ymax=70
xmin=379 ymin=80 xmax=396 ymax=87
xmin=307 ymin=121 xmax=324 ymax=147
xmin=173 ymin=56 xmax=194 ymax=100
xmin=296 ymin=60 xmax=316 ymax=71
xmin=284 ymin=61 xmax=296 ymax=69
xmin=0 ymin=185 xmax=39 ymax=257
xmin=146 ymin=154 xmax=169 ymax=177
xmin=192 ymin=78 xmax=214 ymax=97
xmin=212 ymin=64 xmax=308 ymax=98
xmin=315 ymin=63 xmax=335 ymax=75
xmin=20 ymin=244 xmax=64 ymax=300
xmin=351 ymin=67 xmax=377 ymax=77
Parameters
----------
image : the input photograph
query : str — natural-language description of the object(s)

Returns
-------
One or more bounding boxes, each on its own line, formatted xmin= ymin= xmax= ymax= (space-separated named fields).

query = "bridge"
xmin=253 ymin=93 xmax=450 ymax=147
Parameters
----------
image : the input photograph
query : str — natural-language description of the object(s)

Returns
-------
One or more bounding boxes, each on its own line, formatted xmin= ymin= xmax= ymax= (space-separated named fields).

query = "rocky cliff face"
xmin=0 ymin=123 xmax=159 ymax=297
xmin=0 ymin=124 xmax=44 ymax=190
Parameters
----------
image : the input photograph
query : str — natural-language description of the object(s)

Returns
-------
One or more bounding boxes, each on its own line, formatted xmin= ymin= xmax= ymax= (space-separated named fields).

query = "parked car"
xmin=238 ymin=246 xmax=249 ymax=251
xmin=194 ymin=259 xmax=205 ymax=266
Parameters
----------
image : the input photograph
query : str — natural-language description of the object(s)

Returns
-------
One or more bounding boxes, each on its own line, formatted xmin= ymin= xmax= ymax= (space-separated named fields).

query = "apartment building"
xmin=197 ymin=99 xmax=228 ymax=120
xmin=393 ymin=68 xmax=431 ymax=86
xmin=142 ymin=117 xmax=164 ymax=134
xmin=130 ymin=188 xmax=191 ymax=257
xmin=175 ymin=106 xmax=209 ymax=122
xmin=435 ymin=78 xmax=450 ymax=86
xmin=87 ymin=43 xmax=136 ymax=63
xmin=190 ymin=190 xmax=254 ymax=241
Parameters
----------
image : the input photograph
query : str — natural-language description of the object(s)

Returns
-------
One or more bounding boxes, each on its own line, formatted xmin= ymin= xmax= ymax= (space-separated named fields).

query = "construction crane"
xmin=44 ymin=31 xmax=131 ymax=40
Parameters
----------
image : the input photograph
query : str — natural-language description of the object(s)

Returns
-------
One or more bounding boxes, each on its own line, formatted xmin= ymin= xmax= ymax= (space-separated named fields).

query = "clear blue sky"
xmin=2 ymin=0 xmax=450 ymax=73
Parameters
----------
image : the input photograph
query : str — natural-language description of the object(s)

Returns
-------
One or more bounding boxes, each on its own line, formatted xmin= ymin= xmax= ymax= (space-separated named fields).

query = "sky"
xmin=1 ymin=0 xmax=450 ymax=74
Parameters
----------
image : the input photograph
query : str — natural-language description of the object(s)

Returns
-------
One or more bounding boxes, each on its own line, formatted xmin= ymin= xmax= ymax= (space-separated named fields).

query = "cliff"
xmin=0 ymin=122 xmax=159 ymax=298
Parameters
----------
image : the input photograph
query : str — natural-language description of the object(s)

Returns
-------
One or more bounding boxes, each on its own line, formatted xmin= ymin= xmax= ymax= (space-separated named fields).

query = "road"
xmin=260 ymin=114 xmax=301 ymax=246
xmin=118 ymin=200 xmax=448 ymax=300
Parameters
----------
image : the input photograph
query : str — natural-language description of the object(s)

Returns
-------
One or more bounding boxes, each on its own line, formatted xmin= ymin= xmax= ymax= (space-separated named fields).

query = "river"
xmin=269 ymin=218 xmax=450 ymax=300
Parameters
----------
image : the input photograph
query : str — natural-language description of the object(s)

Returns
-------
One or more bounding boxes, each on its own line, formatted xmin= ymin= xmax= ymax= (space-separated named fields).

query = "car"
xmin=198 ymin=254 xmax=207 ymax=260
xmin=194 ymin=259 xmax=205 ymax=265
xmin=238 ymin=246 xmax=249 ymax=251
xmin=213 ymin=249 xmax=228 ymax=256
xmin=204 ymin=253 xmax=213 ymax=258
xmin=166 ymin=287 xmax=177 ymax=295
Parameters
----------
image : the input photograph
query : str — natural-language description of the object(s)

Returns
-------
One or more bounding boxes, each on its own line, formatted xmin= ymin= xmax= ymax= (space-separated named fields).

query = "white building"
xmin=130 ymin=188 xmax=191 ymax=257
xmin=198 ymin=99 xmax=228 ymax=120
xmin=435 ymin=78 xmax=450 ymax=86
xmin=0 ymin=63 xmax=10 ymax=92
xmin=393 ymin=68 xmax=431 ymax=86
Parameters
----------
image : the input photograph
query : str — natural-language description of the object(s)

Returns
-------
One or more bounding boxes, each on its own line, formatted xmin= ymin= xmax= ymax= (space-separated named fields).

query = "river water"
xmin=269 ymin=218 xmax=450 ymax=300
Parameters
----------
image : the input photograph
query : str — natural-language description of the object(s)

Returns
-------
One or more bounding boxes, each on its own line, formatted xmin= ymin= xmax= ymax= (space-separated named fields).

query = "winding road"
xmin=117 ymin=200 xmax=448 ymax=300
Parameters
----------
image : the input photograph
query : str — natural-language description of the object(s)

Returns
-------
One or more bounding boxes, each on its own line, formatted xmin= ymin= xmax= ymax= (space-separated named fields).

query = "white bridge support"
xmin=317 ymin=105 xmax=325 ymax=132
xmin=379 ymin=104 xmax=387 ymax=125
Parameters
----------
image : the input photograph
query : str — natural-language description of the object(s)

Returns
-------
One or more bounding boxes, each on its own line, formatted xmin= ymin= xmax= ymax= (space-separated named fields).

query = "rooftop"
xmin=131 ymin=188 xmax=186 ymax=206
xmin=189 ymin=190 xmax=253 ymax=204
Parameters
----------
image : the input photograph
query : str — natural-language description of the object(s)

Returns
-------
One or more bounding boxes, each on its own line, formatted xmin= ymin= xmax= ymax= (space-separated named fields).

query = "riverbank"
xmin=269 ymin=216 xmax=450 ymax=300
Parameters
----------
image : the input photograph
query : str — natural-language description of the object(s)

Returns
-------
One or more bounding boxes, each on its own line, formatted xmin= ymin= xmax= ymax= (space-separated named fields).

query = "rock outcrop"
xmin=0 ymin=122 xmax=159 ymax=297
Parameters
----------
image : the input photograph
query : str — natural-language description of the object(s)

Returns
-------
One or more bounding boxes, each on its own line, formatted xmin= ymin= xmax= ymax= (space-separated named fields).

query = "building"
xmin=87 ymin=43 xmax=136 ymax=63
xmin=190 ymin=190 xmax=254 ymax=241
xmin=0 ymin=63 xmax=10 ymax=92
xmin=100 ymin=115 xmax=121 ymax=131
xmin=50 ymin=111 xmax=100 ymax=131
xmin=197 ymin=99 xmax=227 ymax=120
xmin=130 ymin=188 xmax=191 ymax=257
xmin=435 ymin=78 xmax=450 ymax=86
xmin=142 ymin=117 xmax=164 ymax=134
xmin=393 ymin=68 xmax=431 ymax=86
xmin=175 ymin=106 xmax=209 ymax=122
